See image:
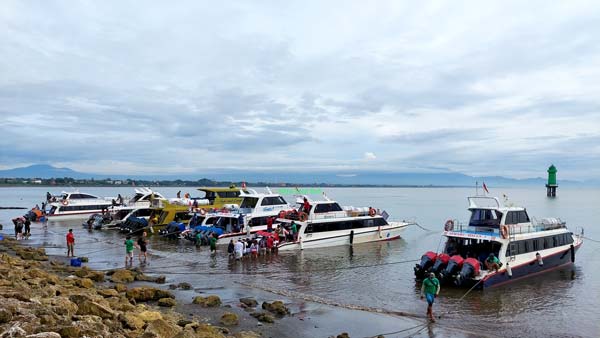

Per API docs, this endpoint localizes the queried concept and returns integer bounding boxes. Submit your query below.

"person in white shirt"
[234,240,244,260]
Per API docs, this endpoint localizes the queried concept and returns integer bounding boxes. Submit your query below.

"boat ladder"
[507,225,517,262]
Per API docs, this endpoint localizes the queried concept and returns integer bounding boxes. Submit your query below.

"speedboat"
[146,185,250,232]
[46,191,114,220]
[275,195,412,250]
[184,188,293,244]
[414,195,584,289]
[44,188,165,221]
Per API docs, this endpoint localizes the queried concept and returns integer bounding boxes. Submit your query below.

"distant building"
[113,180,122,185]
[32,179,42,184]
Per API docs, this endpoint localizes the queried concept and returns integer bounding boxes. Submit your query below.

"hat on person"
[429,272,435,278]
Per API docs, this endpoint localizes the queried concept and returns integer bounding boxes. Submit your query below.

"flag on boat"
[483,182,489,194]
[381,210,389,221]
[241,181,247,189]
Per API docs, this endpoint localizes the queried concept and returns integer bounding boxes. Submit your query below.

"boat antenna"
[475,181,479,196]
[323,191,331,201]
[266,186,273,194]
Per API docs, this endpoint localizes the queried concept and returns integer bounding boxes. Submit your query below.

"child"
[124,236,134,267]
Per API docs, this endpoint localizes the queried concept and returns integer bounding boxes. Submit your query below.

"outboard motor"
[414,251,437,279]
[431,253,451,274]
[439,255,464,282]
[456,258,481,286]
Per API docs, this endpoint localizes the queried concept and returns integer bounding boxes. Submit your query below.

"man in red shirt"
[66,229,75,257]
[267,216,274,232]
[303,197,311,213]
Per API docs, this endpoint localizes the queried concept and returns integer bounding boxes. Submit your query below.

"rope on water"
[362,323,428,338]
[236,281,425,320]
[457,278,484,302]
[140,258,421,275]
[413,222,436,232]
[583,236,600,244]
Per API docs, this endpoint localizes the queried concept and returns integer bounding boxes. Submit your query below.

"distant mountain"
[0,164,92,179]
[0,164,587,187]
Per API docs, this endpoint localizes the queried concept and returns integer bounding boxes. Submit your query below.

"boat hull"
[47,210,109,221]
[277,223,409,251]
[455,243,582,289]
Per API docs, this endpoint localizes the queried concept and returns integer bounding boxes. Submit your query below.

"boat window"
[137,209,152,217]
[49,206,57,215]
[261,196,288,206]
[469,209,501,227]
[173,212,193,222]
[217,191,240,198]
[241,197,259,208]
[518,211,530,223]
[314,203,343,213]
[250,216,268,227]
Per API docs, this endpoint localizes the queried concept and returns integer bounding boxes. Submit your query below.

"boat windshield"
[240,197,259,208]
[313,203,343,213]
[444,237,502,264]
[469,208,502,227]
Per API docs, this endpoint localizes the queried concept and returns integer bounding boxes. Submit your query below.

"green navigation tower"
[546,164,558,197]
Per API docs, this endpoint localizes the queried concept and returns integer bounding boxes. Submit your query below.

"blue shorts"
[426,293,435,305]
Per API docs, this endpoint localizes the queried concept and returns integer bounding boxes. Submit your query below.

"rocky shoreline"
[0,236,321,338]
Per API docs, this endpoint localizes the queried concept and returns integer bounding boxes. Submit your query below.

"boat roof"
[468,196,525,212]
[197,186,245,192]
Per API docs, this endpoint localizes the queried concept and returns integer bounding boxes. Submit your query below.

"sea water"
[0,186,598,338]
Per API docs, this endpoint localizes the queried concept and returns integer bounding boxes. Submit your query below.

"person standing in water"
[421,272,440,322]
[66,229,75,257]
[124,236,135,267]
[136,231,148,264]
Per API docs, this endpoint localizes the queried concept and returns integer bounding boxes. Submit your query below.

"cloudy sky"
[1,1,600,179]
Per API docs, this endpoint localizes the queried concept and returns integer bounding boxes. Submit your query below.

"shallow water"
[0,186,598,338]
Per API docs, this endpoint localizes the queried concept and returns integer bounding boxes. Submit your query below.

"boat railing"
[450,221,500,235]
[452,218,568,236]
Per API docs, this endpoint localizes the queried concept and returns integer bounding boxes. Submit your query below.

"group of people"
[124,231,149,266]
[228,234,279,260]
[63,229,149,267]
[11,216,32,240]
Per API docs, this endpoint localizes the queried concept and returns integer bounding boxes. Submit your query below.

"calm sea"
[0,186,598,338]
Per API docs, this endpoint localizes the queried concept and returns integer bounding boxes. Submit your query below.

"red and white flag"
[241,181,247,189]
[483,182,489,194]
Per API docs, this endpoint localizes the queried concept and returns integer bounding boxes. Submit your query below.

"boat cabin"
[128,188,165,204]
[295,196,346,220]
[196,186,249,207]
[60,191,101,200]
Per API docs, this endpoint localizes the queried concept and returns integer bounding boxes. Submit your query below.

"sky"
[1,1,600,180]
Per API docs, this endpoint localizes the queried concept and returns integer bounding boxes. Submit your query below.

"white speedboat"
[46,191,114,220]
[46,188,165,221]
[276,195,411,251]
[187,188,294,244]
[414,195,584,289]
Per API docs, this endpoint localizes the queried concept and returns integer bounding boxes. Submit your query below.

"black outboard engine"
[431,253,450,275]
[414,251,437,279]
[455,258,481,286]
[439,255,464,282]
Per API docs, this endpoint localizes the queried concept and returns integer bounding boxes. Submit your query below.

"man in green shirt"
[290,221,297,242]
[209,235,217,254]
[485,253,500,271]
[124,236,134,267]
[421,272,440,322]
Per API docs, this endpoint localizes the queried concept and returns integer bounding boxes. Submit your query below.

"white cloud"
[364,152,377,160]
[1,1,600,179]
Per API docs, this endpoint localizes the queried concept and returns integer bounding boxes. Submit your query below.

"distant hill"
[0,164,586,187]
[0,164,90,179]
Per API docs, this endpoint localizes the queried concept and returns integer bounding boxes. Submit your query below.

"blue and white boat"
[414,195,584,288]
